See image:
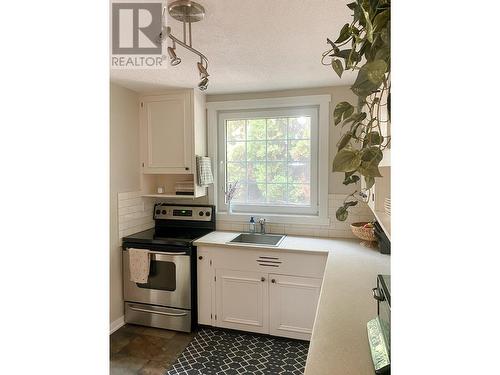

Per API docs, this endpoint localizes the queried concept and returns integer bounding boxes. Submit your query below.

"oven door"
[123,249,191,310]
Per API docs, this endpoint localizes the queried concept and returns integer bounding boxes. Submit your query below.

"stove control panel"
[154,204,213,221]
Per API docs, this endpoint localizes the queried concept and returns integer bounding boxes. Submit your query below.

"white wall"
[110,83,140,324]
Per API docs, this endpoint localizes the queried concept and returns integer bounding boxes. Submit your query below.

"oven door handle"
[129,305,188,317]
[148,251,187,256]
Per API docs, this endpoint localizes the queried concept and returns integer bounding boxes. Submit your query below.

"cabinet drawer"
[124,302,191,332]
[207,246,327,279]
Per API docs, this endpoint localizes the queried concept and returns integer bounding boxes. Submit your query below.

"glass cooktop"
[122,228,211,247]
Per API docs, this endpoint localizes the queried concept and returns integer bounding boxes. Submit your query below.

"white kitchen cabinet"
[197,245,327,340]
[140,89,206,175]
[215,269,269,334]
[269,274,322,340]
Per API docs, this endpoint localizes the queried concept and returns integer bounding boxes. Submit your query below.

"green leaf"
[361,6,374,43]
[343,173,360,185]
[351,60,387,97]
[345,200,359,207]
[332,148,361,172]
[333,49,352,59]
[351,122,363,138]
[343,111,367,126]
[336,206,349,221]
[373,10,389,32]
[361,146,383,162]
[365,176,375,189]
[374,45,390,62]
[346,2,357,10]
[347,49,361,69]
[331,59,344,78]
[359,161,382,177]
[381,22,390,44]
[358,147,383,177]
[366,60,388,84]
[334,102,354,125]
[366,131,383,145]
[337,132,352,150]
[335,23,351,44]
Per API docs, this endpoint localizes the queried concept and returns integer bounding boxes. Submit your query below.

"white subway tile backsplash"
[118,204,145,216]
[213,194,373,239]
[268,223,285,235]
[121,192,374,241]
[118,197,144,209]
[118,191,142,201]
[117,191,154,239]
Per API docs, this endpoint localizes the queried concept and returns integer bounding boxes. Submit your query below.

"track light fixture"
[159,1,210,91]
[168,46,181,66]
[198,77,208,91]
[197,61,208,79]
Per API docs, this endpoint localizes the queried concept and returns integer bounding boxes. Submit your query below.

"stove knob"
[161,210,167,215]
[155,210,161,215]
[205,211,211,216]
[199,211,204,216]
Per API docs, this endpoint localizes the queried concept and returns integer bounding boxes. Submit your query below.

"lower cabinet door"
[215,269,269,334]
[269,274,322,340]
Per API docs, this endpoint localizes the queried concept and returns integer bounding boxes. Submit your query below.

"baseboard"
[110,315,125,335]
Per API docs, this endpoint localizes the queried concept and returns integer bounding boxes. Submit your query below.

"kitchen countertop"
[194,231,391,375]
[194,230,332,254]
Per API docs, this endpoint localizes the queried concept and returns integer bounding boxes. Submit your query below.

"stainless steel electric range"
[121,203,216,332]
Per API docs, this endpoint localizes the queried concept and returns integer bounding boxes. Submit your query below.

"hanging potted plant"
[322,0,391,221]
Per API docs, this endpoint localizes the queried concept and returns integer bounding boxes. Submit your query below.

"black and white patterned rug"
[166,327,310,375]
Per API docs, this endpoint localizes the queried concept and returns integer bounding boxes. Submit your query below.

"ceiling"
[110,0,356,94]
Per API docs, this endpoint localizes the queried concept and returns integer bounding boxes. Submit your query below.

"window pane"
[267,184,287,204]
[267,141,287,161]
[224,113,315,212]
[267,162,287,183]
[288,184,310,205]
[228,182,247,203]
[247,162,266,183]
[248,182,266,203]
[247,141,266,161]
[247,119,266,140]
[227,162,246,183]
[288,117,311,139]
[267,118,287,140]
[288,162,310,183]
[227,120,246,141]
[288,140,310,161]
[227,142,246,161]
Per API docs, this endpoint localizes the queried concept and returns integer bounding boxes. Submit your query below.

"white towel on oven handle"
[128,248,150,283]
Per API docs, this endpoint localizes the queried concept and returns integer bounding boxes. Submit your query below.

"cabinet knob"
[271,279,276,283]
[261,277,266,282]
[198,256,203,260]
[185,167,189,171]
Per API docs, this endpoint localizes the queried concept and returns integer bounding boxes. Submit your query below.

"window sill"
[216,211,329,226]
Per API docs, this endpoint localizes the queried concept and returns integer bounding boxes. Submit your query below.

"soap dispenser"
[249,216,256,233]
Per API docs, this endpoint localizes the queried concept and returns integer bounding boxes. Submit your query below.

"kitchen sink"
[228,233,286,247]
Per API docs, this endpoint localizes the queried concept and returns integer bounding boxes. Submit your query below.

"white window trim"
[218,107,319,215]
[207,95,330,225]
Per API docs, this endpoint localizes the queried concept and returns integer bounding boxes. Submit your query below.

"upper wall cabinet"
[140,89,206,174]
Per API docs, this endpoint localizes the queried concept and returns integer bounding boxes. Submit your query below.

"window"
[218,107,319,215]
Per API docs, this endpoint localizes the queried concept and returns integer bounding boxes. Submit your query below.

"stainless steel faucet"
[258,218,266,234]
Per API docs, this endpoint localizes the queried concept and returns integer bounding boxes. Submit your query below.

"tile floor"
[167,327,309,375]
[110,324,195,375]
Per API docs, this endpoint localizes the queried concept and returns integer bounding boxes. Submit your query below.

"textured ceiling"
[110,0,356,94]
